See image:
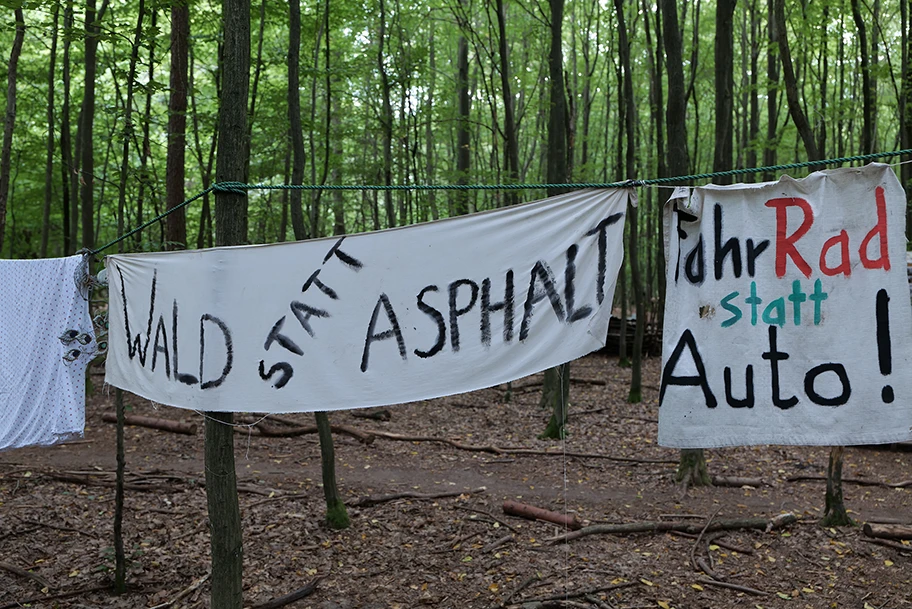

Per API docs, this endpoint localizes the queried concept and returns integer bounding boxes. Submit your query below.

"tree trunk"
[61,0,75,255]
[315,412,349,528]
[851,0,874,155]
[0,8,25,253]
[245,0,266,184]
[378,0,395,228]
[166,0,189,250]
[676,448,712,487]
[208,0,250,606]
[712,0,736,184]
[774,0,820,161]
[454,0,471,216]
[539,0,571,441]
[80,0,105,251]
[288,0,307,240]
[41,4,60,258]
[903,0,912,240]
[495,0,520,207]
[821,446,854,527]
[763,0,779,180]
[614,0,644,403]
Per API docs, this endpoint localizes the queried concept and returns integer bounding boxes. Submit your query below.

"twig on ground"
[148,573,210,609]
[348,486,485,508]
[690,507,722,572]
[786,475,912,488]
[0,561,53,589]
[482,534,513,553]
[250,575,326,609]
[13,516,98,539]
[453,506,520,532]
[547,514,798,544]
[517,581,639,603]
[696,577,767,596]
[859,538,912,552]
[0,584,109,609]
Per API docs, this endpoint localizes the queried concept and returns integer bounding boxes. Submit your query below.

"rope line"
[90,149,912,256]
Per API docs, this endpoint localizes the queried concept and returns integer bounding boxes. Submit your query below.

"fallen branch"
[517,581,638,603]
[362,430,676,463]
[101,413,196,435]
[246,422,374,444]
[787,475,912,488]
[503,500,583,530]
[711,476,763,488]
[351,409,391,421]
[696,577,767,596]
[0,561,53,589]
[667,530,754,555]
[14,517,98,539]
[546,513,798,544]
[859,538,912,552]
[863,523,912,540]
[251,575,326,609]
[349,487,486,508]
[482,534,513,553]
[148,573,210,609]
[45,472,167,493]
[0,584,109,609]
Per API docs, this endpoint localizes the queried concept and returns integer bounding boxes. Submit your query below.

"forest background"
[2,0,912,606]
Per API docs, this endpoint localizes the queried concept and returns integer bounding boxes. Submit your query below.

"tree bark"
[495,0,520,207]
[61,0,75,255]
[315,412,349,529]
[79,0,106,251]
[851,0,874,155]
[774,0,821,161]
[41,4,60,257]
[712,0,736,183]
[821,446,854,527]
[539,0,571,441]
[0,8,25,253]
[166,0,190,250]
[454,0,471,216]
[208,0,250,605]
[288,0,306,241]
[378,0,395,227]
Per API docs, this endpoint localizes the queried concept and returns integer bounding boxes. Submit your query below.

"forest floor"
[0,353,910,609]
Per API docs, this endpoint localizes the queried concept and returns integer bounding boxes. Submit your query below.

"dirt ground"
[0,353,910,609]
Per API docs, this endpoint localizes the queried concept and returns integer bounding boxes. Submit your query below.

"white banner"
[106,189,629,413]
[659,164,912,447]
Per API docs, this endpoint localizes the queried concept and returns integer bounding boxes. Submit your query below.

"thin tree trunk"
[208,0,250,606]
[821,446,854,526]
[539,0,571,441]
[289,0,307,240]
[774,0,821,161]
[41,4,60,258]
[112,1,145,590]
[61,0,74,255]
[244,0,266,184]
[378,0,395,227]
[0,8,25,252]
[80,0,105,251]
[763,0,779,180]
[495,0,520,207]
[454,0,471,216]
[712,0,736,184]
[166,0,190,250]
[851,0,874,155]
[614,0,644,403]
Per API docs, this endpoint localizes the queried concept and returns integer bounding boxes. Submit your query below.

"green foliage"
[0,0,906,258]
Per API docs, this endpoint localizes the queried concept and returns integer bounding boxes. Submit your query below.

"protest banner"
[106,188,629,413]
[659,164,912,447]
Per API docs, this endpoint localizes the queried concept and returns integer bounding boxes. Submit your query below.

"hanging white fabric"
[0,255,95,451]
[106,188,630,413]
[659,164,912,447]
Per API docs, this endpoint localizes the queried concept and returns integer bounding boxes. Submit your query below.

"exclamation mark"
[876,288,894,403]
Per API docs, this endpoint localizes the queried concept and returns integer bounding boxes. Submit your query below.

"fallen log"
[787,475,912,488]
[0,561,53,589]
[349,486,486,508]
[712,476,763,487]
[248,422,374,444]
[863,523,912,540]
[102,413,196,435]
[251,575,326,609]
[546,513,798,544]
[503,500,583,530]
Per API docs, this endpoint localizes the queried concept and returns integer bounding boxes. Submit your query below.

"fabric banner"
[106,189,629,413]
[659,164,912,447]
[0,255,94,451]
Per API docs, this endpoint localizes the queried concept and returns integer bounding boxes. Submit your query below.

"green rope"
[90,148,912,256]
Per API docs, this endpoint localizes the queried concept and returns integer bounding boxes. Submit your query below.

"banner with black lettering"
[659,163,912,447]
[105,189,629,413]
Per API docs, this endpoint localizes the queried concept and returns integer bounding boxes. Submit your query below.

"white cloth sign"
[106,189,629,413]
[659,164,912,447]
[0,255,94,451]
